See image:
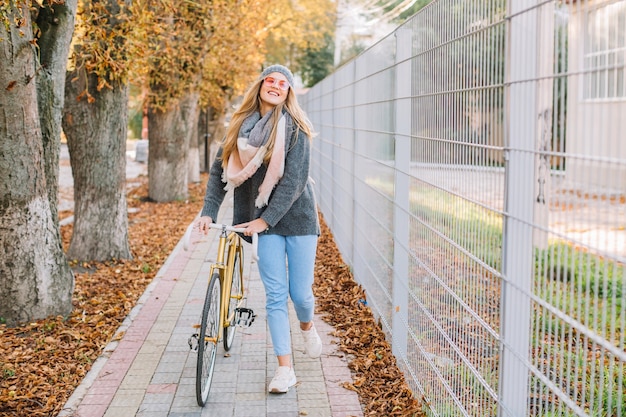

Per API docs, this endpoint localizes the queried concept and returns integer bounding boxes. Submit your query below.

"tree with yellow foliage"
[139,0,336,201]
[264,0,336,76]
[128,0,272,201]
[195,0,337,174]
[193,0,272,178]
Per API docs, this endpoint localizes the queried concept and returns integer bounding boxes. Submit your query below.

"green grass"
[535,243,623,340]
[535,243,623,301]
[532,244,624,417]
[530,342,625,417]
[408,186,503,270]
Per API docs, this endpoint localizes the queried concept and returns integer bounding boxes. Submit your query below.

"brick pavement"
[58,191,364,417]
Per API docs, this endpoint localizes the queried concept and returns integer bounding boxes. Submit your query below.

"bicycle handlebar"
[182,218,259,261]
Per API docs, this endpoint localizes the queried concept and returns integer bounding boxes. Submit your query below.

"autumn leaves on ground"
[0,175,422,417]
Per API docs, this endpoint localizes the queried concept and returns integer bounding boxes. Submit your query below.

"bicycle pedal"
[234,308,256,328]
[188,333,199,351]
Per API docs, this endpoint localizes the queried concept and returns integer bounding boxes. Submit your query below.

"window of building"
[583,1,626,100]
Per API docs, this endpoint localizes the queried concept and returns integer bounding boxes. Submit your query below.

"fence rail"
[301,0,626,416]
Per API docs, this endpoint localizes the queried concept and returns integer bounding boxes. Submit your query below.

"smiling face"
[259,72,290,115]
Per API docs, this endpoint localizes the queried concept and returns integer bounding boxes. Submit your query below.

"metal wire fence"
[300,0,626,416]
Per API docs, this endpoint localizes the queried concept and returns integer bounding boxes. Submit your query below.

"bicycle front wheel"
[223,247,242,351]
[196,272,221,407]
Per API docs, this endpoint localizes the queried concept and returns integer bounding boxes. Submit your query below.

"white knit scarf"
[222,110,286,208]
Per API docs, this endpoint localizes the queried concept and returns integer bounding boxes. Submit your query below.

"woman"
[198,64,322,393]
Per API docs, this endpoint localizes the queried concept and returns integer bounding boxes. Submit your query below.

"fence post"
[533,4,555,250]
[499,1,538,415]
[392,28,412,359]
[351,61,358,267]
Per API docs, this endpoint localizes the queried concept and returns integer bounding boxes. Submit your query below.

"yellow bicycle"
[184,221,258,406]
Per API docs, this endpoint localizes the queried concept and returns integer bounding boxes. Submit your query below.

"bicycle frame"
[208,227,244,338]
[189,223,258,345]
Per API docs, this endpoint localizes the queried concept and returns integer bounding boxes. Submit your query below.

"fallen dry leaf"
[314,216,425,416]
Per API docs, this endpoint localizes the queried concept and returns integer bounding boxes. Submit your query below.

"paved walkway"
[57,144,364,417]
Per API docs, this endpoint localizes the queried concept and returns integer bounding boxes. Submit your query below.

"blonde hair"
[221,79,314,168]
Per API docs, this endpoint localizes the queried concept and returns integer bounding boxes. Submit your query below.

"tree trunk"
[198,106,227,171]
[61,0,131,262]
[36,1,78,224]
[148,91,198,201]
[0,2,75,327]
[208,108,227,168]
[198,109,210,172]
[62,69,132,261]
[188,93,201,184]
[188,141,200,183]
[187,112,200,184]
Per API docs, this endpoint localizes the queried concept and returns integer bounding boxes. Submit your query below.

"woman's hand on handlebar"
[235,218,269,237]
[197,216,213,234]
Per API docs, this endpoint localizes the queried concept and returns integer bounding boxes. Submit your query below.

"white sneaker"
[301,322,322,358]
[268,366,297,393]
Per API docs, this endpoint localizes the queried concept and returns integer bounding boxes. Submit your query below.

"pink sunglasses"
[263,76,290,91]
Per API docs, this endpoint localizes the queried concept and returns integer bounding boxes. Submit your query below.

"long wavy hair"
[220,78,314,169]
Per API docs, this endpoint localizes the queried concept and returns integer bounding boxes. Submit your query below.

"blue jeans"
[257,234,318,357]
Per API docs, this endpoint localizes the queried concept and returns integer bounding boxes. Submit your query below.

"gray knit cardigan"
[201,119,320,239]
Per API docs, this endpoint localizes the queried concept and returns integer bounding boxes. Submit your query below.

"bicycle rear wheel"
[196,272,221,407]
[223,247,242,351]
